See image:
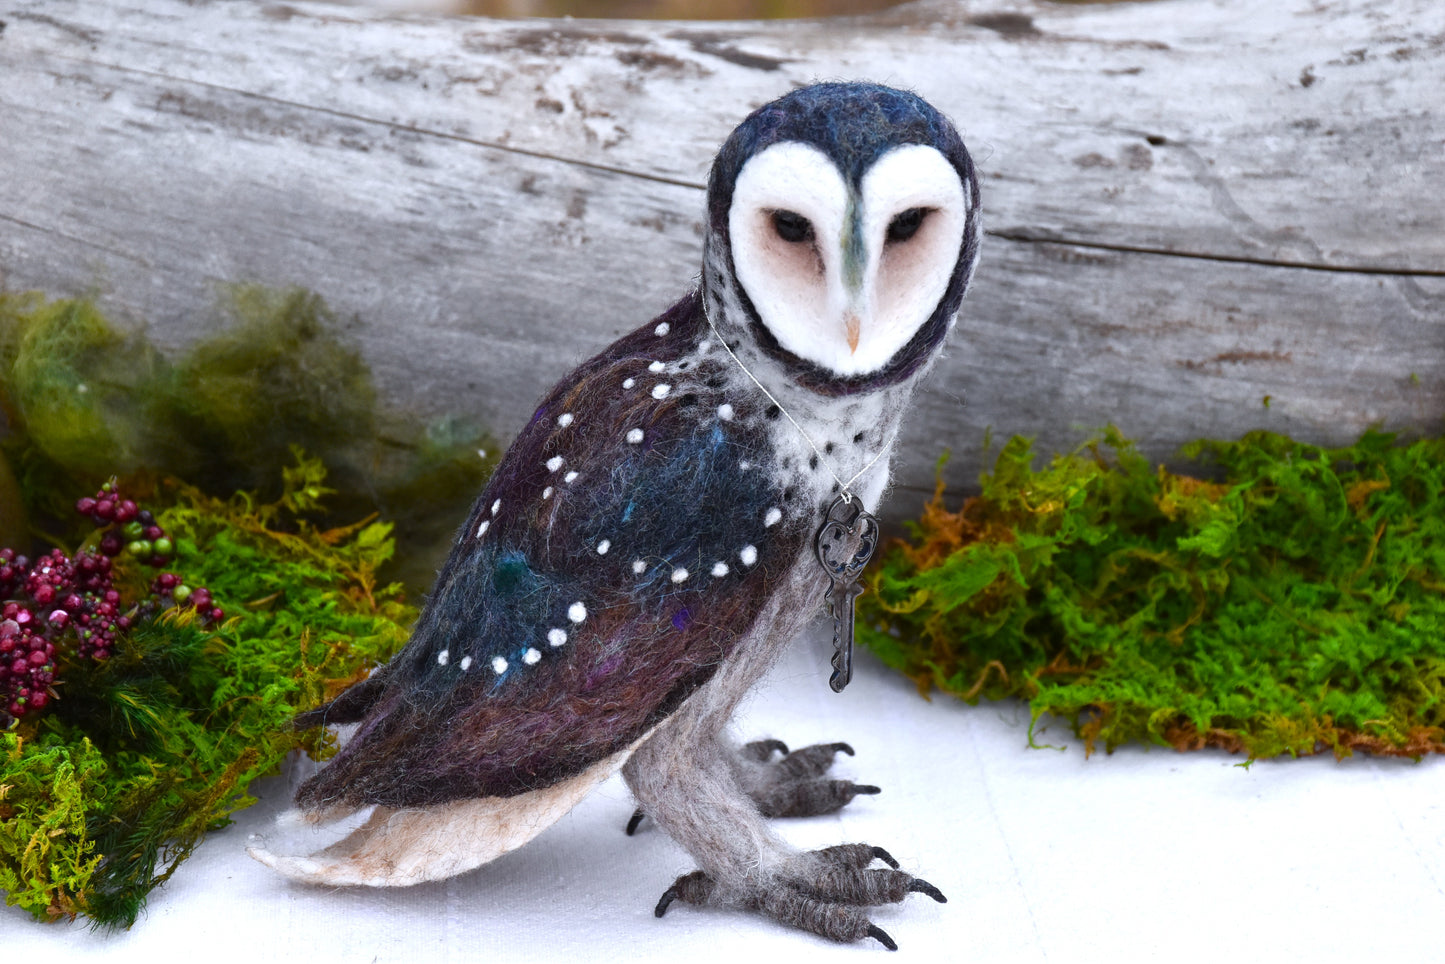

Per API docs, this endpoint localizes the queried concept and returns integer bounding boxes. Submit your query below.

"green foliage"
[860,427,1445,759]
[0,455,416,928]
[0,735,107,920]
[0,289,495,589]
[165,286,377,495]
[0,287,496,927]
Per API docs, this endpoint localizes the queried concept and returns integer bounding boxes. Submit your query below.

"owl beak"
[844,313,861,354]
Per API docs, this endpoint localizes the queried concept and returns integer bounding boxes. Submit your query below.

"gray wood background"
[2,0,1442,518]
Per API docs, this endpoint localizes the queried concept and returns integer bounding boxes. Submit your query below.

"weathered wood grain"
[1,0,1441,515]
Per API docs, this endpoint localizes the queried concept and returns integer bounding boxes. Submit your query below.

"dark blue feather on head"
[710,83,966,200]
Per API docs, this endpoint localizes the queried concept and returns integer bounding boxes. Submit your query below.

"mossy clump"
[0,455,415,928]
[0,289,496,589]
[860,427,1445,759]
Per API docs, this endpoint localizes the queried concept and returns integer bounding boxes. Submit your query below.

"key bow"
[816,496,879,579]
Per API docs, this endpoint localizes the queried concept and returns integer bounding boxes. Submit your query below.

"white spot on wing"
[655,322,670,336]
[542,486,554,499]
[632,560,646,574]
[557,413,574,427]
[597,539,611,554]
[623,377,636,389]
[548,628,568,647]
[652,384,671,399]
[460,656,473,671]
[712,562,729,577]
[564,471,579,483]
[626,429,644,444]
[699,340,712,352]
[491,500,501,516]
[437,649,450,666]
[765,507,782,527]
[523,648,542,665]
[477,520,490,537]
[718,403,734,421]
[671,567,689,583]
[740,545,758,566]
[491,656,508,674]
[546,456,564,472]
[648,361,666,373]
[568,602,587,623]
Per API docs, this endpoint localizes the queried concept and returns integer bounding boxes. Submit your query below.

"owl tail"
[248,746,632,886]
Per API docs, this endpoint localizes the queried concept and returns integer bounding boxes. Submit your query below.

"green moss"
[1,455,415,928]
[0,287,506,927]
[160,286,379,495]
[0,295,161,480]
[0,289,496,589]
[860,427,1445,759]
[0,734,108,920]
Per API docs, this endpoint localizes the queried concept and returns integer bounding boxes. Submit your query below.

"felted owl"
[251,82,981,949]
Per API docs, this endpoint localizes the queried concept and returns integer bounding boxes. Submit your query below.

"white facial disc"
[729,141,966,377]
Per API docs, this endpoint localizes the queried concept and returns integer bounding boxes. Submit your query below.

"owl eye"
[886,207,930,244]
[770,209,815,244]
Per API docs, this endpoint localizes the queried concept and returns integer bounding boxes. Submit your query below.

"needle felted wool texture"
[290,292,812,810]
[705,83,979,395]
[257,82,979,949]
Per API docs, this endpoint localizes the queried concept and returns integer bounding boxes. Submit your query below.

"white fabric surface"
[5,622,1444,962]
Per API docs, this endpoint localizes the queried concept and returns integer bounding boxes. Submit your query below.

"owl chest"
[754,390,899,515]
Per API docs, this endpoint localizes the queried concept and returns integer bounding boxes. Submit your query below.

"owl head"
[704,83,981,395]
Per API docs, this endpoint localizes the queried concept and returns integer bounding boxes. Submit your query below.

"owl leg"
[623,621,942,947]
[628,726,946,950]
[625,739,880,833]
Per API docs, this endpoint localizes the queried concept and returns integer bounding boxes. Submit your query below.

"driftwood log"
[2,0,1442,514]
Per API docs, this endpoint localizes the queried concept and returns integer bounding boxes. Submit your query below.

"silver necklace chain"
[702,305,893,504]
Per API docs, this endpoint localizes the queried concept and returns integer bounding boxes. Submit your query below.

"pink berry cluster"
[0,482,224,725]
[0,575,57,718]
[149,572,221,624]
[74,484,175,566]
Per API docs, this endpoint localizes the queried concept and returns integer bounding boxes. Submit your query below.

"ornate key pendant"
[813,494,880,693]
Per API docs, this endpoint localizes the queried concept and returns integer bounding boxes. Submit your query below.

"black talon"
[867,924,898,951]
[831,742,856,756]
[626,809,646,836]
[743,738,790,762]
[909,879,947,903]
[871,846,900,869]
[655,869,713,915]
[854,784,881,796]
[655,886,679,917]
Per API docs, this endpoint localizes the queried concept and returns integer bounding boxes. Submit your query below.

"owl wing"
[292,293,810,813]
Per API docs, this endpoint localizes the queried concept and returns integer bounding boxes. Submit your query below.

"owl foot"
[625,739,880,834]
[738,739,881,818]
[653,843,945,949]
